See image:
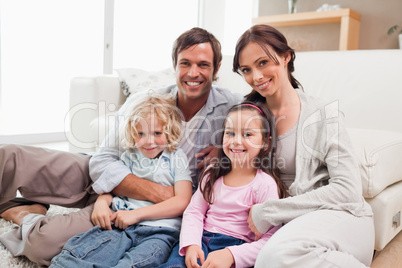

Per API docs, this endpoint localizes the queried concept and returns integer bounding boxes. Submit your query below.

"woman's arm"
[251,104,371,233]
[111,180,192,229]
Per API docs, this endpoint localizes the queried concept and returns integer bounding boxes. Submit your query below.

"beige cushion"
[348,128,402,198]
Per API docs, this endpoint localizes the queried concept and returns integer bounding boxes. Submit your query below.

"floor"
[371,231,402,267]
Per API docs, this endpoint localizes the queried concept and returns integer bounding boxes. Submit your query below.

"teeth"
[187,82,200,86]
[231,149,245,153]
[257,80,271,89]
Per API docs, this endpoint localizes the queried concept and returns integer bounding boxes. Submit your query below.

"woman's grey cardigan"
[252,89,373,233]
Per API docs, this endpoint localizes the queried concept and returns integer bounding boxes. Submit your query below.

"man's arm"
[112,174,174,204]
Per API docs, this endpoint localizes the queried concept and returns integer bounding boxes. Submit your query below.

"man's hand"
[248,205,263,240]
[112,174,174,203]
[196,145,219,170]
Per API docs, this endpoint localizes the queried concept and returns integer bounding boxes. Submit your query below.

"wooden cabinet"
[252,8,361,50]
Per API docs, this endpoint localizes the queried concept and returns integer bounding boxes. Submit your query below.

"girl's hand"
[185,245,205,268]
[248,205,263,240]
[91,196,112,230]
[202,248,234,268]
[110,210,141,230]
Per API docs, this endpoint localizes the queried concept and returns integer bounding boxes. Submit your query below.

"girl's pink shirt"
[179,169,281,268]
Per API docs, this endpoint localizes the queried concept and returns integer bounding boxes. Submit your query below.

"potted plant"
[388,25,402,49]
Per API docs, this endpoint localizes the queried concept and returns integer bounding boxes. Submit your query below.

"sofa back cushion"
[293,49,402,133]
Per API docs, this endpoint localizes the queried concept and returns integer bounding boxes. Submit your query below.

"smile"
[257,79,272,90]
[230,148,246,153]
[186,81,202,87]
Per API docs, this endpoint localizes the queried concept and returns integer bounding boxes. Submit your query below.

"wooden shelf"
[252,8,361,50]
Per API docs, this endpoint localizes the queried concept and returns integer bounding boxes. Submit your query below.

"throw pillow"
[115,68,176,98]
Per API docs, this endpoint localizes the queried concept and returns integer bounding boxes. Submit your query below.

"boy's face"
[134,117,167,159]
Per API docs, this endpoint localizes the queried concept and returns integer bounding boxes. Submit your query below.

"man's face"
[175,43,218,102]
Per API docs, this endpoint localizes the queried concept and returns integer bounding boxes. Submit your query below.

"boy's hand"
[91,198,112,230]
[185,245,205,268]
[111,210,141,230]
[202,248,234,268]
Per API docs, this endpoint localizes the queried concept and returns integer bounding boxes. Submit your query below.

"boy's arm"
[111,180,192,229]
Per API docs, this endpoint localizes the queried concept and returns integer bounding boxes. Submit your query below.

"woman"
[233,24,374,267]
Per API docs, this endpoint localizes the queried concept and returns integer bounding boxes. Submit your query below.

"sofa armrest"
[67,75,125,153]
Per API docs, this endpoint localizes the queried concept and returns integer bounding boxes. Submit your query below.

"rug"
[0,206,79,267]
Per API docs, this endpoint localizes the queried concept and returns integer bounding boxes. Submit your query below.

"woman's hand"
[248,205,263,240]
[185,245,205,268]
[201,248,234,268]
[91,194,113,230]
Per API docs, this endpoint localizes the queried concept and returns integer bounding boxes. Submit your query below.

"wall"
[257,0,401,51]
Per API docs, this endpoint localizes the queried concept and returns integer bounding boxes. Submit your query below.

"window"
[0,0,199,142]
[113,0,199,71]
[0,0,104,137]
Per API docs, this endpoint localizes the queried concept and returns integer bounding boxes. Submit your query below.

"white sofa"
[68,49,402,254]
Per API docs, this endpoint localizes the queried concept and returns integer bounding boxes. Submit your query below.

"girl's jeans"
[50,225,179,268]
[159,231,246,268]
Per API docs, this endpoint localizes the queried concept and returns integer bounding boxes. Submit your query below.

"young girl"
[159,102,287,268]
[50,93,193,268]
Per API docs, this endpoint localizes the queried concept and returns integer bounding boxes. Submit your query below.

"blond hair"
[120,91,182,152]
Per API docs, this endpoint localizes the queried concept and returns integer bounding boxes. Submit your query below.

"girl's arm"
[111,180,192,229]
[91,193,114,230]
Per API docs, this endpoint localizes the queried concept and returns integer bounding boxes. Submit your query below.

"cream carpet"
[0,206,79,268]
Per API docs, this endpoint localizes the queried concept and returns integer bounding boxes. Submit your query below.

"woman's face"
[238,42,289,99]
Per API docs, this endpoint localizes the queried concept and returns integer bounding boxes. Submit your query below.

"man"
[0,27,242,265]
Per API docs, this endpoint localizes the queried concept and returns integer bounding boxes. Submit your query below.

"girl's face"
[238,42,289,99]
[134,116,167,159]
[223,109,267,169]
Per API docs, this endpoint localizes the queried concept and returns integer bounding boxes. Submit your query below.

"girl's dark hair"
[199,101,288,204]
[233,24,302,103]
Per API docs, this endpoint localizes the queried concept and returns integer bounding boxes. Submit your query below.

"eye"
[137,132,145,137]
[243,132,252,138]
[154,131,163,136]
[240,68,250,74]
[179,61,190,67]
[225,131,235,136]
[199,62,211,68]
[258,60,268,67]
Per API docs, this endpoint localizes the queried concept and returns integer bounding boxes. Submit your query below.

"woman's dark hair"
[172,27,222,81]
[199,101,288,204]
[233,24,302,103]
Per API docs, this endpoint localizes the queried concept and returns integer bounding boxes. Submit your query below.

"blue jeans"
[50,225,179,268]
[159,231,246,268]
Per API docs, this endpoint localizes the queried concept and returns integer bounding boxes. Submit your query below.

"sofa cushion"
[115,68,176,98]
[347,128,402,198]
